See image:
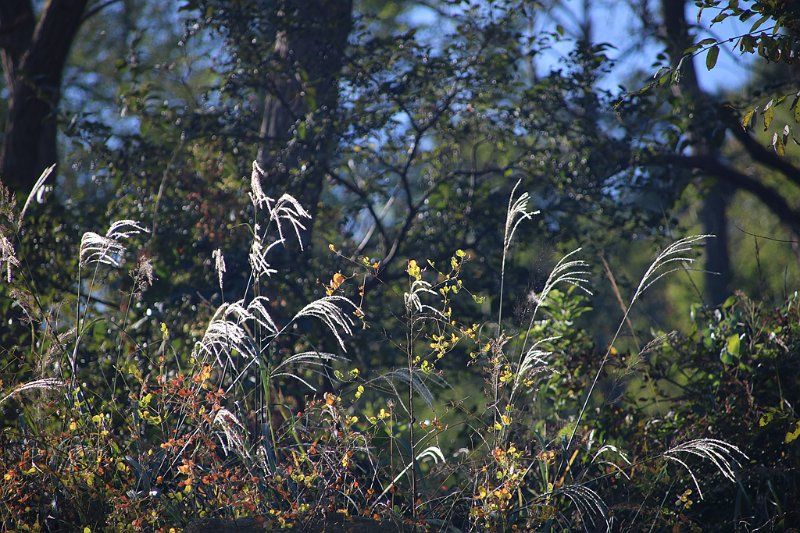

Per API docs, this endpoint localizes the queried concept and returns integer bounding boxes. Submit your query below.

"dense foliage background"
[1,0,799,530]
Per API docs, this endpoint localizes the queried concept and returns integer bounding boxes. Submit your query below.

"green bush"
[3,167,794,531]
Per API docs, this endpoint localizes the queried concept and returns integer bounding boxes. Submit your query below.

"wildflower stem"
[407,304,417,520]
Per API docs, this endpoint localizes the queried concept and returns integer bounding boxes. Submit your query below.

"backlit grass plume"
[79,220,148,267]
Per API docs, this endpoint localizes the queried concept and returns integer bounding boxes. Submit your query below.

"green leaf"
[740,34,756,53]
[722,295,737,309]
[711,13,727,24]
[793,99,800,123]
[739,10,755,23]
[706,46,720,70]
[741,108,755,129]
[750,14,770,33]
[726,334,741,358]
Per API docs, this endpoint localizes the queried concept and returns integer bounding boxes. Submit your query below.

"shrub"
[0,163,755,531]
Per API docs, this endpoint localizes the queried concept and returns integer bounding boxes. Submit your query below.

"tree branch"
[647,153,800,232]
[719,106,800,189]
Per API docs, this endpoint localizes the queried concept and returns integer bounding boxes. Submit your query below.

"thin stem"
[407,305,417,520]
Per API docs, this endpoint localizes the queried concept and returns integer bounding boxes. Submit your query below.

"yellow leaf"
[786,421,800,444]
[741,108,755,129]
[327,272,345,295]
[407,259,421,280]
[764,105,775,130]
[775,134,786,157]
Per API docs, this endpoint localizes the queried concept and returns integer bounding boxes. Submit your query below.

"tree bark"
[661,0,732,306]
[257,0,352,249]
[0,0,88,194]
[700,182,732,306]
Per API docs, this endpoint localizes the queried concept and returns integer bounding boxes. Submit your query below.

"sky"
[403,0,755,96]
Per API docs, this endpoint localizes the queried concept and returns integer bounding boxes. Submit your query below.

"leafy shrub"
[0,164,764,531]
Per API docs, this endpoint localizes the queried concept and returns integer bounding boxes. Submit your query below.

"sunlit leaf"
[726,334,741,358]
[741,108,755,129]
[764,105,775,130]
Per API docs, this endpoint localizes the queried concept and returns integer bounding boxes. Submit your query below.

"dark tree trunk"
[0,0,88,194]
[701,182,732,306]
[251,1,352,401]
[257,0,352,249]
[661,0,732,306]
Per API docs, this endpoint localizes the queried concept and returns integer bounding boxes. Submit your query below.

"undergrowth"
[0,162,762,531]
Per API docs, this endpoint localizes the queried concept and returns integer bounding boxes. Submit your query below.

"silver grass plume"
[249,161,269,208]
[566,236,710,452]
[503,180,538,258]
[131,255,154,299]
[514,249,591,405]
[557,484,610,531]
[509,337,559,401]
[195,304,257,368]
[79,220,148,267]
[376,445,446,502]
[590,444,632,479]
[1,233,20,283]
[238,296,280,335]
[249,160,311,249]
[498,180,540,327]
[196,297,280,368]
[213,408,251,459]
[18,164,55,228]
[248,229,281,280]
[271,351,345,391]
[266,193,311,249]
[374,367,446,409]
[212,248,226,291]
[404,279,438,313]
[291,295,359,351]
[529,248,593,307]
[0,378,65,405]
[631,235,711,305]
[664,438,747,499]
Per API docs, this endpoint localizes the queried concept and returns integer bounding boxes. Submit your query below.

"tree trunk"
[661,0,732,306]
[700,182,732,306]
[0,0,88,194]
[257,0,352,249]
